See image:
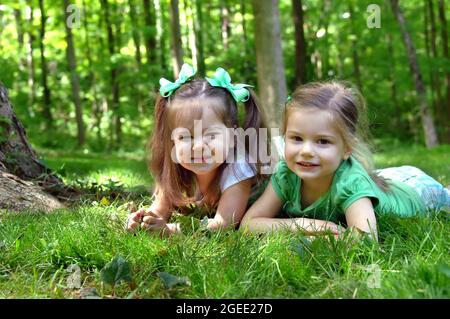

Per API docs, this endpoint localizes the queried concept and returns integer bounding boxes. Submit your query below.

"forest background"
[0,0,450,299]
[1,0,449,153]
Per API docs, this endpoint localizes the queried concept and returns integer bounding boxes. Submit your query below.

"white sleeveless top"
[219,162,256,192]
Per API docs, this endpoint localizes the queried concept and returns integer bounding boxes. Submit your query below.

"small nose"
[300,141,314,156]
[192,136,204,151]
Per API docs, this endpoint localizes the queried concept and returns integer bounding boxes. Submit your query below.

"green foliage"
[157,272,191,289]
[0,143,449,298]
[100,256,133,288]
[0,206,448,298]
[0,0,447,150]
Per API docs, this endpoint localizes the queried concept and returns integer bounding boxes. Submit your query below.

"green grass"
[0,142,449,298]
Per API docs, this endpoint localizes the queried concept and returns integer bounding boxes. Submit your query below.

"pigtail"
[148,96,193,210]
[148,96,167,184]
[242,89,270,180]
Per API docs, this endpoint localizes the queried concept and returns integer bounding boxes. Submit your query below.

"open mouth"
[297,161,319,168]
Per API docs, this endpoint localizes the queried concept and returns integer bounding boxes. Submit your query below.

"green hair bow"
[206,68,252,103]
[159,63,196,97]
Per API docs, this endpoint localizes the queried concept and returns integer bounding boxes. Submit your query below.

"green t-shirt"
[271,157,426,223]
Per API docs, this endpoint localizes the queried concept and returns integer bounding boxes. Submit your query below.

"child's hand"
[126,208,165,232]
[205,218,223,231]
[126,209,146,232]
[321,221,346,236]
[141,211,168,231]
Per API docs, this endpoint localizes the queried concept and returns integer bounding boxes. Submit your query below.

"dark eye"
[291,136,302,142]
[318,139,330,145]
[208,134,216,140]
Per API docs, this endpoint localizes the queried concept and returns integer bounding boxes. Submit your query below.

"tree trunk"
[292,0,308,85]
[427,0,443,123]
[251,0,287,130]
[14,9,25,49]
[349,3,363,92]
[220,0,231,49]
[38,0,53,129]
[14,8,26,71]
[64,0,85,147]
[386,33,400,128]
[0,172,64,213]
[390,0,439,148]
[26,1,36,107]
[157,0,168,71]
[169,0,184,78]
[438,0,450,142]
[0,83,67,212]
[82,0,102,143]
[101,0,121,150]
[240,0,248,44]
[128,0,143,68]
[0,11,4,50]
[143,0,157,65]
[193,0,205,76]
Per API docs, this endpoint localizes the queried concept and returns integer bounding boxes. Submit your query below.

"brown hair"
[149,78,268,210]
[283,81,390,191]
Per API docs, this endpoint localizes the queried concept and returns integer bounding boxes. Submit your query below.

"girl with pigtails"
[127,64,269,236]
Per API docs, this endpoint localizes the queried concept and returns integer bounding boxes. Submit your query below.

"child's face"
[172,107,231,176]
[284,108,351,186]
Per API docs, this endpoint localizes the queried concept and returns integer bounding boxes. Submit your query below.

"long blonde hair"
[284,81,390,191]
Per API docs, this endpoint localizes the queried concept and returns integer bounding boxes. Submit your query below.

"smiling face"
[284,107,352,188]
[171,105,231,176]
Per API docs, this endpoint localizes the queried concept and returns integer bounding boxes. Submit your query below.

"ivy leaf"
[437,263,450,278]
[293,236,312,258]
[100,256,133,287]
[157,272,191,289]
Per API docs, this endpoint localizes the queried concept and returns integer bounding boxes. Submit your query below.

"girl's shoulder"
[270,160,298,189]
[220,161,257,192]
[332,157,377,194]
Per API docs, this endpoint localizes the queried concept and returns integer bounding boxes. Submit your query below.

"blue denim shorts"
[375,166,450,213]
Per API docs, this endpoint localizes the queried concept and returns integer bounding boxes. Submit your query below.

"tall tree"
[143,0,157,66]
[220,0,231,49]
[82,0,103,142]
[169,0,183,78]
[101,0,122,149]
[292,0,308,85]
[38,0,53,128]
[13,8,26,70]
[438,0,450,141]
[157,0,168,71]
[26,0,36,107]
[128,0,143,68]
[390,0,438,147]
[240,0,248,45]
[251,0,287,129]
[426,0,442,120]
[64,0,85,147]
[386,33,400,128]
[193,0,205,75]
[348,3,363,92]
[0,82,67,212]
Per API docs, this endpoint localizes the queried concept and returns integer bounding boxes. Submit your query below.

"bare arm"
[240,183,342,235]
[207,178,253,230]
[344,197,378,241]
